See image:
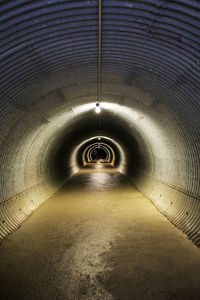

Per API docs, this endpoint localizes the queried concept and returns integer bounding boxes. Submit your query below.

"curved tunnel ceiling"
[0,1,200,246]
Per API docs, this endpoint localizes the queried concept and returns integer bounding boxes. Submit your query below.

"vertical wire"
[98,0,102,102]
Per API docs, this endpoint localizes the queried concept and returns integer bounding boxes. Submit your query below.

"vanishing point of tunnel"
[0,1,200,300]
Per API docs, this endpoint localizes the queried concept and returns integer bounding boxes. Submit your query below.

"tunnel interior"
[0,0,200,250]
[89,147,109,161]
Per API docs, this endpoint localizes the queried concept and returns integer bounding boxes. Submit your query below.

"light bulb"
[95,102,101,114]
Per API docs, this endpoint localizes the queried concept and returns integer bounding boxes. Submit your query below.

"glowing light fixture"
[95,102,101,114]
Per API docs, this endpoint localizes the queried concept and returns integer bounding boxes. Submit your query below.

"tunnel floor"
[0,168,200,300]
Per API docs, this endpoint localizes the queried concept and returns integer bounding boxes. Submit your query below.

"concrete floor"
[0,168,200,300]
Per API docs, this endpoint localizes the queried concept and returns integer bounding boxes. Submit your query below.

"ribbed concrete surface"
[0,169,200,300]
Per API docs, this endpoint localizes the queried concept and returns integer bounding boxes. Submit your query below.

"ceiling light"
[95,102,101,114]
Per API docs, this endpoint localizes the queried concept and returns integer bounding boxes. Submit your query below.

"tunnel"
[0,1,200,299]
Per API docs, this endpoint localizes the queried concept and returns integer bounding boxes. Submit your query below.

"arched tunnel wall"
[84,142,114,164]
[77,139,118,165]
[0,1,199,246]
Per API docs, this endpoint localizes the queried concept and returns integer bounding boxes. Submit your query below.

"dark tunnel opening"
[90,148,108,161]
[76,135,122,168]
[52,112,145,186]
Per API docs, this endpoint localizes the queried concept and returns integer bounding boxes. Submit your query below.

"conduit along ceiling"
[0,0,199,247]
